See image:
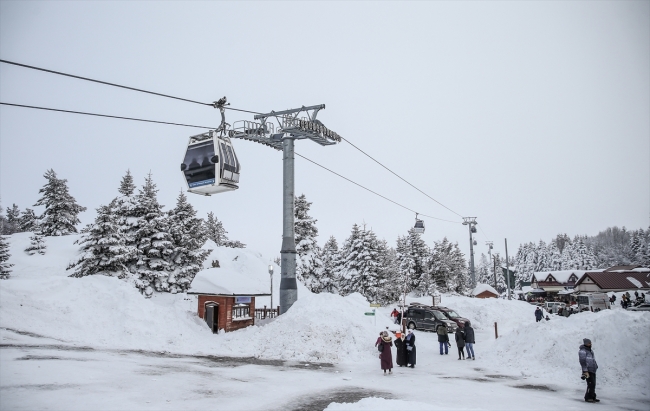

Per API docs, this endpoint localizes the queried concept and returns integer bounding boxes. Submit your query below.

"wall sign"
[235,296,251,304]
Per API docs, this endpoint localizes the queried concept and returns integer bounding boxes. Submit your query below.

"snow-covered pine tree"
[547,240,563,271]
[491,252,507,294]
[19,208,38,232]
[319,236,340,293]
[477,253,491,285]
[560,240,576,270]
[337,223,362,296]
[294,194,321,287]
[67,203,135,277]
[132,173,174,297]
[204,212,228,246]
[376,239,399,304]
[536,240,549,272]
[24,232,46,255]
[343,226,383,302]
[395,234,416,298]
[403,228,429,295]
[0,234,13,279]
[113,170,139,270]
[429,237,466,293]
[33,169,87,236]
[223,240,246,248]
[5,204,21,234]
[167,192,212,293]
[630,230,644,265]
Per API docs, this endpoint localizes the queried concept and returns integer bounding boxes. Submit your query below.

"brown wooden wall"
[196,295,255,332]
[475,291,498,299]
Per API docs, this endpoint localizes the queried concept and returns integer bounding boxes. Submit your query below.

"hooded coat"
[376,335,393,370]
[463,322,475,344]
[535,308,543,320]
[455,328,466,348]
[405,332,417,365]
[436,325,449,343]
[394,336,407,366]
[579,345,598,373]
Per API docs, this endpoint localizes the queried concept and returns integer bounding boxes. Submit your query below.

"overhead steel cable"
[339,136,464,218]
[0,102,216,129]
[294,152,461,224]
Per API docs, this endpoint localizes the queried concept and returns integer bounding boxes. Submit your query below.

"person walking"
[579,338,599,403]
[394,331,407,367]
[436,324,449,355]
[405,329,416,368]
[375,331,394,375]
[390,308,400,324]
[464,321,475,360]
[455,326,466,360]
[535,307,543,322]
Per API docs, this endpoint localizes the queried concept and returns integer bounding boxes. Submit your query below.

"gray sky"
[1,1,648,262]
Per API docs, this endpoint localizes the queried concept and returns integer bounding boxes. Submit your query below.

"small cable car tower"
[228,104,341,314]
[463,217,478,286]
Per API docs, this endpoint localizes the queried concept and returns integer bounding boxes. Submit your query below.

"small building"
[574,267,650,293]
[473,283,499,299]
[188,266,271,333]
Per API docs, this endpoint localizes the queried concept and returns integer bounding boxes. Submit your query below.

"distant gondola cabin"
[188,266,271,333]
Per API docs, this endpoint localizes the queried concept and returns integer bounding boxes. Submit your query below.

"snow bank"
[325,398,446,411]
[490,308,650,389]
[0,233,391,364]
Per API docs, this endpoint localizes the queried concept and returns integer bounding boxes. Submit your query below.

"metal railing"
[254,306,280,320]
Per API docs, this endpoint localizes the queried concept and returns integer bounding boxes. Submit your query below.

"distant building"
[530,270,585,293]
[574,266,650,293]
[473,283,499,299]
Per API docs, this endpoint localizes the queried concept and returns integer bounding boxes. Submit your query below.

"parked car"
[544,302,566,314]
[627,303,650,312]
[435,306,470,329]
[403,304,458,333]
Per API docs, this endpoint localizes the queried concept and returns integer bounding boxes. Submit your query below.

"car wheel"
[408,322,416,330]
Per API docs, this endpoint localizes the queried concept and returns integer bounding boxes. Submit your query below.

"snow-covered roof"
[473,283,498,296]
[533,270,585,283]
[188,241,272,296]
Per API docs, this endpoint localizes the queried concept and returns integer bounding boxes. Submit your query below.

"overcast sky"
[1,1,648,263]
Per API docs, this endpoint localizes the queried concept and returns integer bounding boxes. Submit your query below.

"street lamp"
[268,264,274,311]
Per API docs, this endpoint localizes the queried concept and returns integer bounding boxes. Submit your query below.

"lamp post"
[268,264,274,310]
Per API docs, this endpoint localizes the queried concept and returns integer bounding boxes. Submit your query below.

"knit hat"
[583,338,592,345]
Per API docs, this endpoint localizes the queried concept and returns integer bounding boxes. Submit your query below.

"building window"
[232,304,250,319]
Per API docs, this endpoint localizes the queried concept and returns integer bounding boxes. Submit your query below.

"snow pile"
[490,309,650,388]
[325,398,449,411]
[219,292,394,362]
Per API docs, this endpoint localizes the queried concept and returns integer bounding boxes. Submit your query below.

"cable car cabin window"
[232,304,250,319]
[226,145,238,171]
[183,141,216,188]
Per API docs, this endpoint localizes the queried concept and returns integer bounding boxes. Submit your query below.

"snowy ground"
[1,233,649,410]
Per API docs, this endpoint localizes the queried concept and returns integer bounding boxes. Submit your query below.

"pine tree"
[118,170,136,196]
[167,192,212,293]
[547,240,563,271]
[19,208,38,232]
[375,238,398,304]
[319,236,340,293]
[477,253,491,285]
[0,235,13,279]
[5,204,21,234]
[205,212,228,246]
[25,232,46,255]
[294,194,320,287]
[337,223,362,296]
[340,225,383,302]
[223,239,246,248]
[67,203,135,277]
[113,170,140,268]
[132,173,174,297]
[492,253,507,294]
[395,234,416,298]
[34,169,86,236]
[429,237,467,294]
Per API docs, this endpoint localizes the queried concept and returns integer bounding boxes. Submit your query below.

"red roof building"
[575,269,650,292]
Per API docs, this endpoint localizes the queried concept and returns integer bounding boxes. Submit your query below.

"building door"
[205,302,219,333]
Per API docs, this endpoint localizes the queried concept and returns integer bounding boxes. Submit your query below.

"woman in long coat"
[393,331,407,367]
[375,331,393,374]
[455,327,466,360]
[405,329,416,368]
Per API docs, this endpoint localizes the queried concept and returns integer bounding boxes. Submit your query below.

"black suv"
[403,304,458,333]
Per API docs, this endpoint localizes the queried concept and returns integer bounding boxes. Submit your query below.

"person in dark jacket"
[375,331,393,374]
[405,329,416,367]
[436,324,449,355]
[394,331,407,367]
[535,307,543,322]
[455,327,466,360]
[463,321,475,360]
[579,338,599,402]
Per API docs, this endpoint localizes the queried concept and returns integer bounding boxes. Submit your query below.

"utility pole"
[229,104,340,314]
[486,241,496,290]
[505,238,511,300]
[463,217,478,286]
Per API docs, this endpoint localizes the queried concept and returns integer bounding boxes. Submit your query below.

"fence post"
[277,305,280,317]
[494,322,498,339]
[264,305,267,319]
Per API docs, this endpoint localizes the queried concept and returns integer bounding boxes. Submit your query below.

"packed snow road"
[2,328,647,411]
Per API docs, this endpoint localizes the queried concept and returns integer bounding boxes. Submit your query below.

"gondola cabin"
[181,130,240,196]
[414,219,425,234]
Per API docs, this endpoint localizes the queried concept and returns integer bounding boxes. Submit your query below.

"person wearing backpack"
[436,324,449,355]
[375,331,393,374]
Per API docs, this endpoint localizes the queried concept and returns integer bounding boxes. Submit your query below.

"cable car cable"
[1,99,462,224]
[339,136,464,219]
[0,102,216,129]
[294,152,461,224]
